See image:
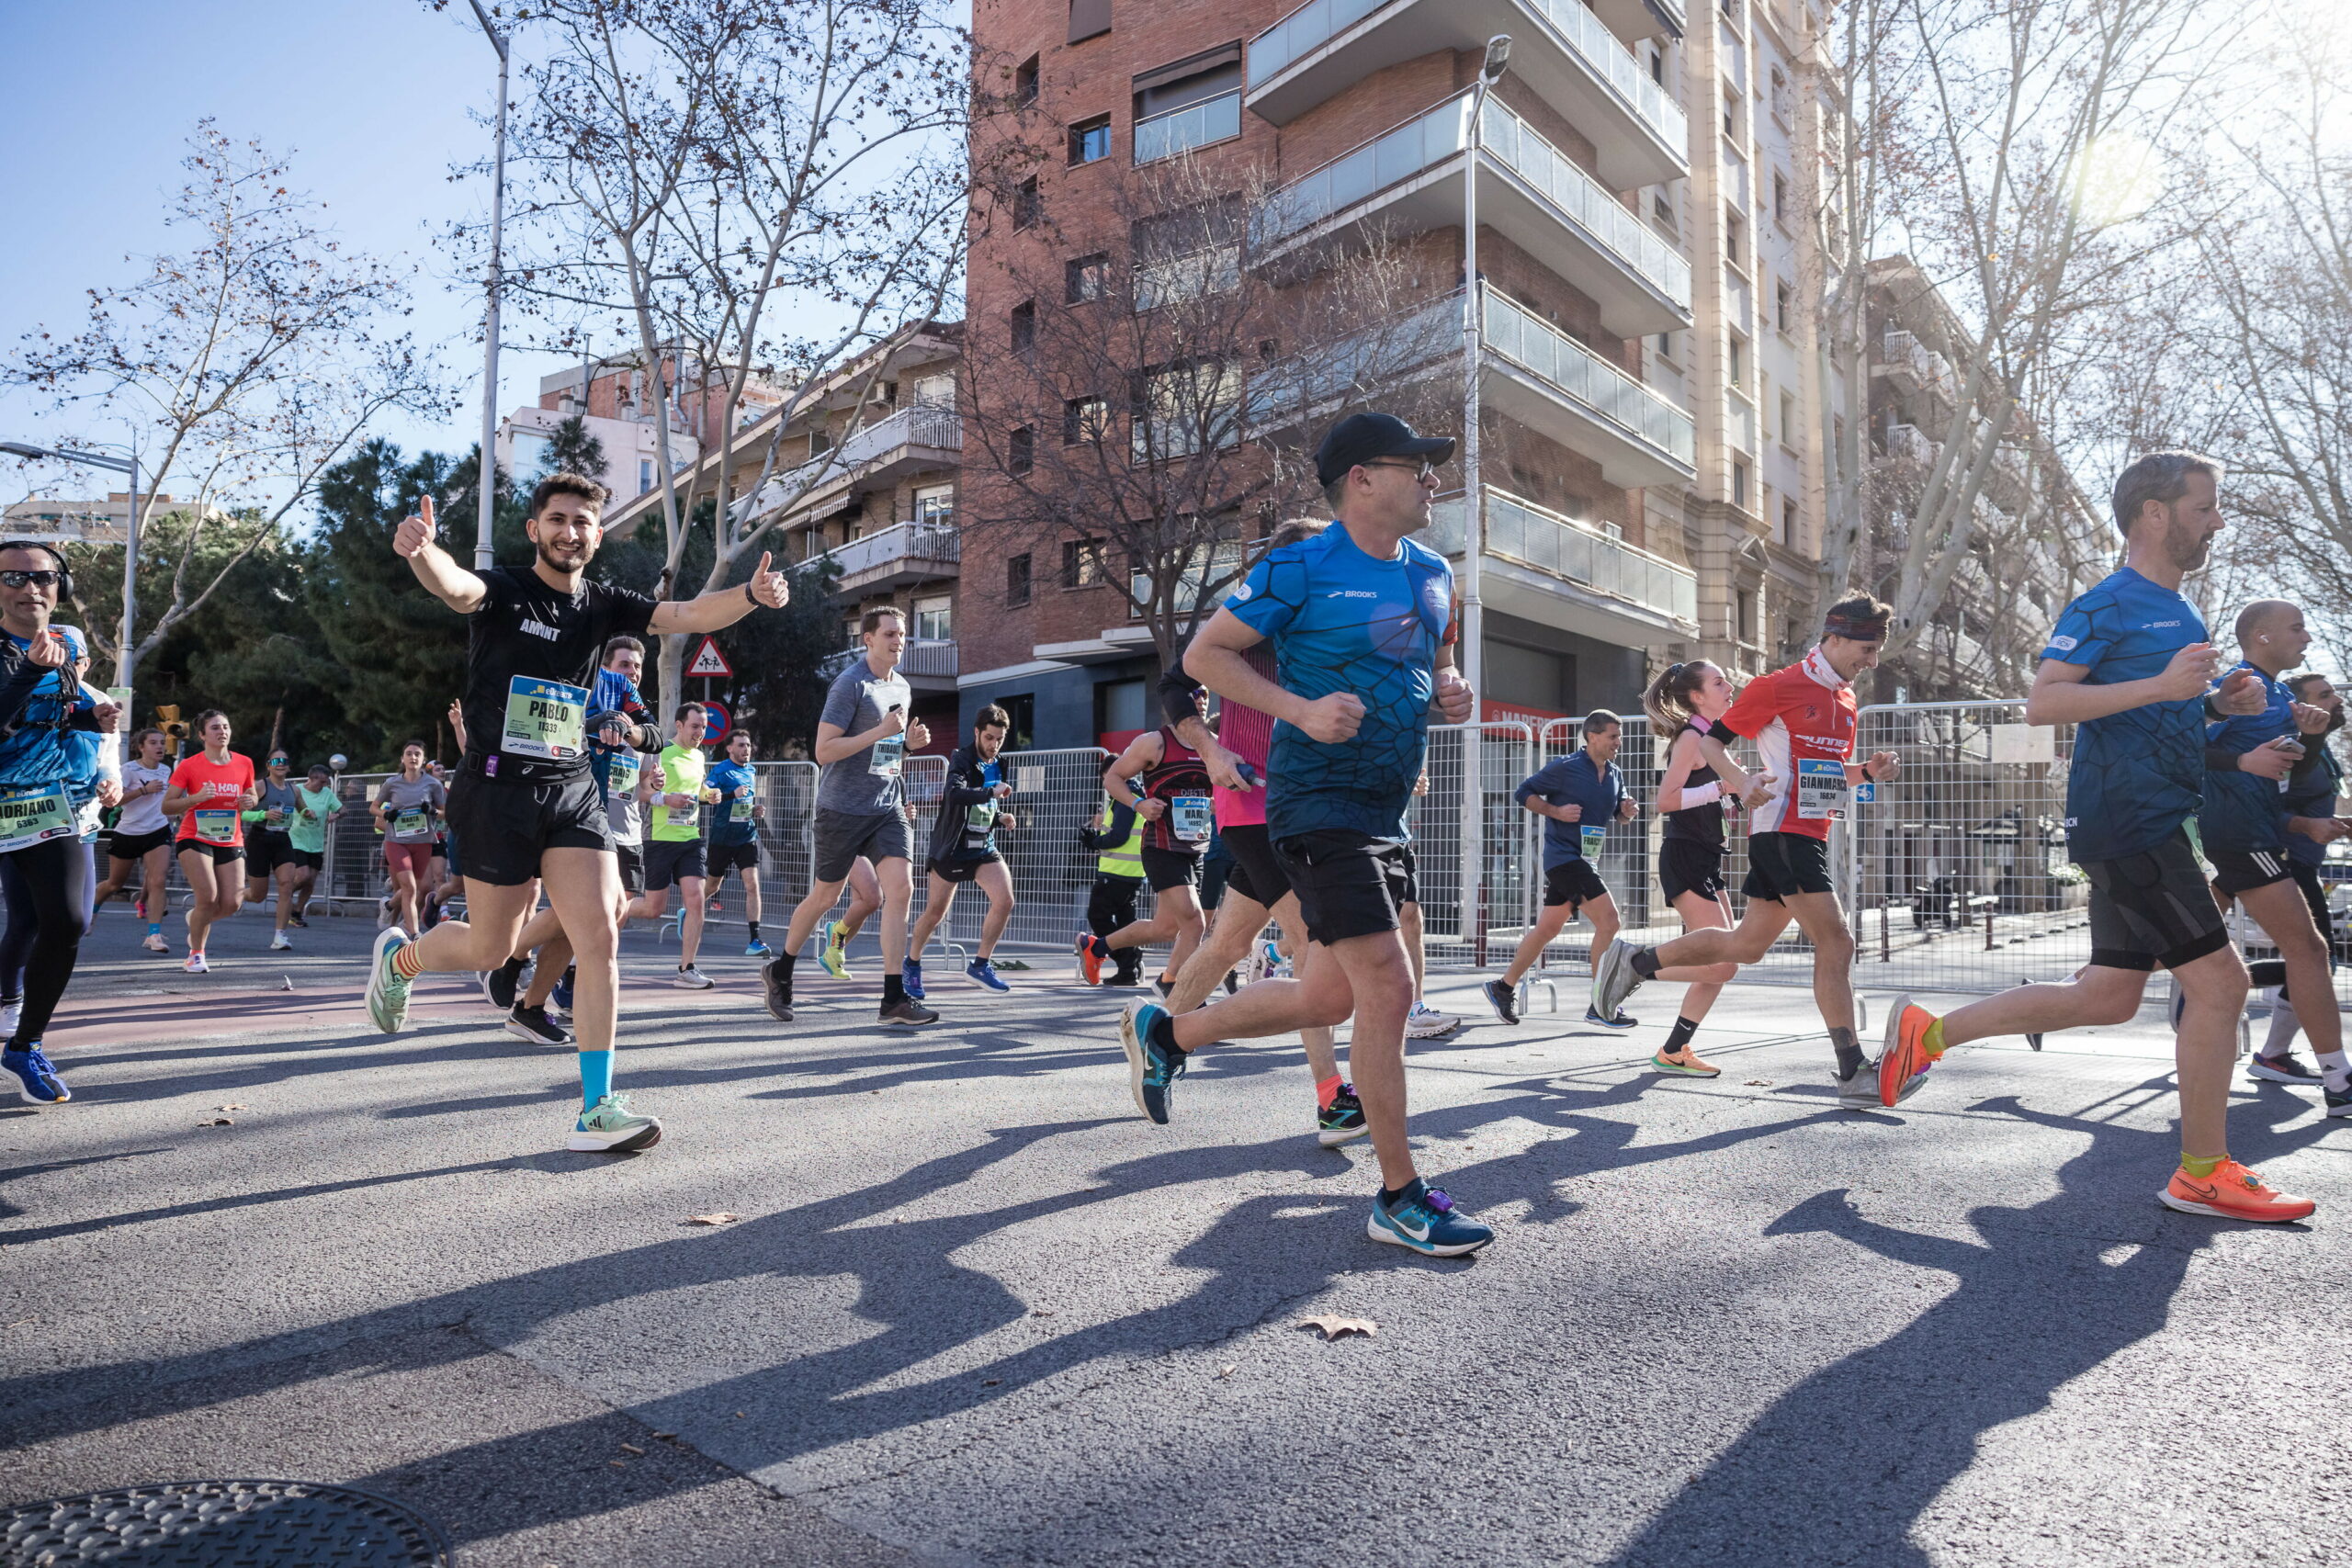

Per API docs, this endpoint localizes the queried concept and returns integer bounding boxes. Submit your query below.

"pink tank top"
[1211,645,1279,829]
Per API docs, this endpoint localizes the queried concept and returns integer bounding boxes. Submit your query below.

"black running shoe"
[1483,978,1520,1025]
[763,958,794,1023]
[2248,1052,2320,1084]
[483,957,527,1010]
[506,1004,573,1046]
[880,997,939,1027]
[1317,1086,1368,1147]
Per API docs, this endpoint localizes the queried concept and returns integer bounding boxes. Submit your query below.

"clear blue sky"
[0,0,575,505]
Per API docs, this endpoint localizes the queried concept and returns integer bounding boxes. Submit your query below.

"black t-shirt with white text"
[460,566,657,786]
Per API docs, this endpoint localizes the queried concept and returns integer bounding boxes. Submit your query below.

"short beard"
[536,538,591,574]
[2164,514,2211,571]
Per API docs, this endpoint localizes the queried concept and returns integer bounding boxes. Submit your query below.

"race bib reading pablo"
[503,676,588,761]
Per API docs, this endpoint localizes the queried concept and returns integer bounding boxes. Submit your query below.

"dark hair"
[1644,660,1719,734]
[0,539,68,573]
[1269,516,1329,551]
[1824,592,1893,642]
[1319,475,1348,512]
[2289,671,2333,701]
[308,762,332,779]
[976,703,1011,732]
[1581,707,1622,738]
[401,738,428,754]
[861,604,907,636]
[129,726,164,754]
[194,708,230,735]
[604,635,645,660]
[528,470,608,520]
[2110,450,2220,541]
[675,702,707,723]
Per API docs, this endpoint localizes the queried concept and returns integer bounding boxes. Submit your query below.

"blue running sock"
[579,1049,614,1113]
[147,922,162,937]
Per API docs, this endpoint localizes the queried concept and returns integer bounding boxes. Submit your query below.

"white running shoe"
[184,953,209,975]
[674,964,715,989]
[1406,1000,1463,1039]
[270,931,293,952]
[141,932,169,954]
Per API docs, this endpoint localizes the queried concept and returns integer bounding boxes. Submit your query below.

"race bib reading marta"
[395,807,429,838]
[0,784,74,854]
[1171,795,1213,844]
[1796,759,1850,820]
[503,676,589,761]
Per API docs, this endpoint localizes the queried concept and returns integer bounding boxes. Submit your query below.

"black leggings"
[0,836,92,1049]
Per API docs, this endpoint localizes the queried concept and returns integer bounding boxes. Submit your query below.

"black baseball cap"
[1314,412,1456,488]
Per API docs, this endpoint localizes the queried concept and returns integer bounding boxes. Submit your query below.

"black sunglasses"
[0,570,63,589]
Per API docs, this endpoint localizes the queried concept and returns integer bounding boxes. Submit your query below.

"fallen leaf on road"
[1217,1364,1237,1378]
[1029,1308,1057,1317]
[982,1378,1001,1386]
[199,1118,232,1127]
[1297,1315,1377,1341]
[1745,1079,1770,1086]
[684,1213,740,1226]
[608,1460,626,1468]
[618,1443,644,1455]
[217,1104,248,1111]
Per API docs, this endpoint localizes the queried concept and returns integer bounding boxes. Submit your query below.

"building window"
[1736,586,1758,643]
[1008,426,1035,476]
[1134,196,1242,310]
[637,457,654,496]
[1731,459,1749,509]
[912,482,954,527]
[1650,44,1666,85]
[1069,115,1111,165]
[1013,55,1039,108]
[1775,279,1792,333]
[1652,188,1676,230]
[1069,0,1110,45]
[1010,299,1035,353]
[1725,209,1745,267]
[1780,391,1797,447]
[1723,90,1737,141]
[1065,251,1110,303]
[1655,330,1674,361]
[913,592,953,641]
[910,372,956,409]
[1134,48,1242,164]
[1781,498,1799,542]
[1063,394,1109,446]
[1772,171,1789,226]
[1006,552,1033,606]
[1132,361,1241,461]
[1098,678,1148,736]
[1726,335,1745,388]
[1061,537,1104,587]
[1012,176,1041,230]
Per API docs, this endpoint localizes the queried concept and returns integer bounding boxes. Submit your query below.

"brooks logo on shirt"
[521,617,560,641]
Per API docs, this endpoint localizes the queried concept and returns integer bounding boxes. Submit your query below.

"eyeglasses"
[1361,459,1438,480]
[0,570,62,589]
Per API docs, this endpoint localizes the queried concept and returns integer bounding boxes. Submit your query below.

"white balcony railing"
[739,405,961,521]
[1480,98,1690,307]
[807,519,961,581]
[1135,92,1241,164]
[1257,94,1476,245]
[1428,487,1698,628]
[1886,423,1933,464]
[1482,288,1695,468]
[1248,0,1687,155]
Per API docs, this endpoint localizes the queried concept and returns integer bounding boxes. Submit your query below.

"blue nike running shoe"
[1367,1179,1493,1257]
[1120,998,1184,1124]
[3,1043,70,1104]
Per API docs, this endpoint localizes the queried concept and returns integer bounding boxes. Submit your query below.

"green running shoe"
[367,927,414,1034]
[569,1092,663,1153]
[819,919,854,979]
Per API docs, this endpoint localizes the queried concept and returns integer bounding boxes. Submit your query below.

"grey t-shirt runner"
[604,749,650,846]
[379,773,447,844]
[816,657,912,818]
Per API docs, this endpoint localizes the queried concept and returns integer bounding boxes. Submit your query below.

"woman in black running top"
[1644,660,1746,1077]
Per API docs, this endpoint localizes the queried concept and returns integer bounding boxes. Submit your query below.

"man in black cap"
[1115,412,1493,1257]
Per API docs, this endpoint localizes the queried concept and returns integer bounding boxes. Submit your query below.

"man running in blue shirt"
[1118,412,1487,1256]
[1879,452,2315,1222]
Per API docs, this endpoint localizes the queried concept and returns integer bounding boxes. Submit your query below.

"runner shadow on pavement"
[1600,1089,2332,1568]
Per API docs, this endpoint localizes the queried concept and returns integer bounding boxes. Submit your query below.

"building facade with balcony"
[2,491,226,547]
[963,0,1857,746]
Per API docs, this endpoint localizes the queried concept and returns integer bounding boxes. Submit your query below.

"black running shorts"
[2207,844,2294,897]
[2080,829,2231,972]
[1742,831,1836,903]
[644,837,707,891]
[246,829,296,875]
[706,840,761,876]
[444,771,611,888]
[1140,844,1202,894]
[106,825,172,861]
[616,840,644,896]
[289,848,325,873]
[1658,839,1727,904]
[813,807,910,882]
[177,840,244,865]
[1273,829,1413,945]
[928,852,1001,886]
[1219,823,1291,908]
[1543,858,1608,909]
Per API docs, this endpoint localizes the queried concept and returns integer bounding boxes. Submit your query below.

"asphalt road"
[5,904,2349,1567]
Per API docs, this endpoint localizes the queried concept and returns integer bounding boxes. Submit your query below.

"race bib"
[869,736,904,778]
[729,790,754,824]
[1579,825,1607,861]
[503,676,588,761]
[605,752,639,793]
[667,801,701,829]
[965,798,999,834]
[1170,795,1213,844]
[1796,759,1850,820]
[0,784,74,854]
[193,807,240,845]
[395,807,429,838]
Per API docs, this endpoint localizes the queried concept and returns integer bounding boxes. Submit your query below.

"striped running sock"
[392,942,426,981]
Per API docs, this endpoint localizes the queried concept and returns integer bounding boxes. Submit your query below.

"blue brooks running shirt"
[2201,660,2295,853]
[1224,523,1454,841]
[2043,567,2208,863]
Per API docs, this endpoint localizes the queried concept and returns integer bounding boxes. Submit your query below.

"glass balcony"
[1428,486,1698,633]
[1135,92,1242,164]
[1247,0,1688,188]
[1479,98,1690,310]
[1481,288,1695,478]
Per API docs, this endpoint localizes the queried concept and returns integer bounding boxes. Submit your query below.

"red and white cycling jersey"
[1715,647,1858,840]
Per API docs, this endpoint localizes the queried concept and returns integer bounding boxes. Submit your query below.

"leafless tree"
[5,123,441,685]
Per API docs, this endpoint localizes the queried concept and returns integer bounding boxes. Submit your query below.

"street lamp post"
[469,0,511,571]
[1457,33,1511,960]
[0,438,142,696]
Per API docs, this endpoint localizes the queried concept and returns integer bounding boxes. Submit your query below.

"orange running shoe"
[2160,1161,2316,1223]
[1878,994,1938,1107]
[1074,932,1106,986]
[1651,1048,1721,1078]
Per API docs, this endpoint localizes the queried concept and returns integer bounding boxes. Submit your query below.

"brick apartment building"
[954,0,1860,750]
[495,349,791,509]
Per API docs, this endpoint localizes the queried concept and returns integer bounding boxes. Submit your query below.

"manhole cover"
[3,1479,447,1566]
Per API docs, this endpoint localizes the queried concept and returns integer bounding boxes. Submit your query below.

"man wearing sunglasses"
[0,542,97,1105]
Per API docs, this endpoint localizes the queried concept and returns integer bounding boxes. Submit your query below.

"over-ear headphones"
[0,539,74,600]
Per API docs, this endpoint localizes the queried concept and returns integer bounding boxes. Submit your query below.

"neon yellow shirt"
[650,745,710,842]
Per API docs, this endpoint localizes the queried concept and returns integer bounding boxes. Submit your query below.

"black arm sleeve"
[1158,661,1207,732]
[1105,798,1138,841]
[2206,746,2241,774]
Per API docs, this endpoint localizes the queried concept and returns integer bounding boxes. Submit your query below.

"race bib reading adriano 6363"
[503,676,589,761]
[0,784,74,854]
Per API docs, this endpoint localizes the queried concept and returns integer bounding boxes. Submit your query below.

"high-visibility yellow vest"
[1096,794,1144,879]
